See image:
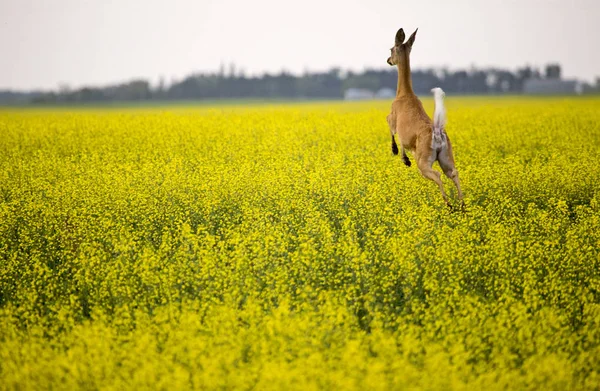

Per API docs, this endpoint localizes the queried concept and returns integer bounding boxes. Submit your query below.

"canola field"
[1,97,600,390]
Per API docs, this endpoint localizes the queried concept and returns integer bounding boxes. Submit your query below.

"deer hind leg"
[417,156,449,205]
[444,167,463,202]
[438,142,464,202]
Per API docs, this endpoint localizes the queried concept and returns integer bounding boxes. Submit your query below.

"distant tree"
[517,66,533,80]
[155,76,166,99]
[545,64,561,79]
[515,66,534,91]
[412,69,442,94]
[0,90,43,104]
[342,73,379,91]
[16,62,575,105]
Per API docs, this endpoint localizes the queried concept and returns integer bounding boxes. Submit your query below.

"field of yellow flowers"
[1,97,600,390]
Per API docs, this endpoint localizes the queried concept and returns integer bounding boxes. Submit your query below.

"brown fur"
[386,28,463,207]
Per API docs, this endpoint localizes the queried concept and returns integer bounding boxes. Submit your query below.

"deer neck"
[396,53,414,96]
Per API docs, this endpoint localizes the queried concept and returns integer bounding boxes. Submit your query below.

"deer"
[386,28,464,208]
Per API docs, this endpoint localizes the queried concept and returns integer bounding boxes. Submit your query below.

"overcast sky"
[1,0,598,90]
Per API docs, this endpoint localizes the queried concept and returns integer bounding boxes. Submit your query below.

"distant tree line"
[1,63,599,105]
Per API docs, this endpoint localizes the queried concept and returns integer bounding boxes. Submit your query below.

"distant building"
[344,88,374,100]
[344,87,396,100]
[375,88,395,99]
[523,79,582,95]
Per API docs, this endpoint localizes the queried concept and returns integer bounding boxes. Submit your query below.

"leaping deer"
[386,28,463,208]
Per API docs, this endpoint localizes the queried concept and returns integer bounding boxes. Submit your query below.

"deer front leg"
[387,114,399,155]
[401,146,411,167]
[391,135,399,155]
[387,113,411,166]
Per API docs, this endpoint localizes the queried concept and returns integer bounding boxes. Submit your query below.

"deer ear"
[395,28,405,46]
[406,28,418,48]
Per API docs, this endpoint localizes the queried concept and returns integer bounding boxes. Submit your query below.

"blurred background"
[1,0,599,104]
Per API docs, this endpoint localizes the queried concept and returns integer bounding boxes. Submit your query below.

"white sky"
[1,0,598,90]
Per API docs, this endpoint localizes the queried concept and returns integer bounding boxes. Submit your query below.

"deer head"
[387,28,418,66]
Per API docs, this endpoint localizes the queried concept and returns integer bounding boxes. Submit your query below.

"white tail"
[430,87,447,149]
